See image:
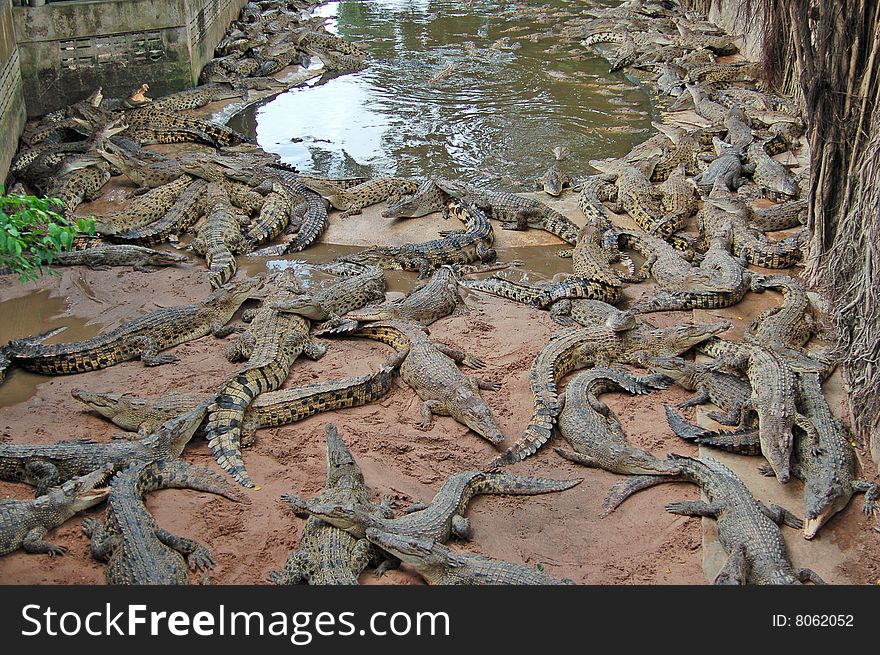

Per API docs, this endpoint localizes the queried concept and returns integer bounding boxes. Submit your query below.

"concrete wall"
[0,0,26,184]
[11,0,246,117]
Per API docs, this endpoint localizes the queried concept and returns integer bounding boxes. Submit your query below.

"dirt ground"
[1,180,878,585]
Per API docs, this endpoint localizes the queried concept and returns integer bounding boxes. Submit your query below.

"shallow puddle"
[228,0,655,190]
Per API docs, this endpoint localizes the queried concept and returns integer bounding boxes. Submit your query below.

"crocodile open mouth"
[803,507,832,540]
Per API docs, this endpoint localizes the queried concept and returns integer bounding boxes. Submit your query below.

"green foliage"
[0,185,95,283]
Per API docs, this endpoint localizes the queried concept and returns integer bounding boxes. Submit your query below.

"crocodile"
[590,159,685,240]
[298,29,369,58]
[338,200,496,278]
[791,372,879,539]
[747,139,800,198]
[145,83,241,113]
[748,199,807,232]
[0,399,211,496]
[300,177,419,219]
[271,263,387,330]
[1,276,262,379]
[719,342,818,484]
[435,179,580,245]
[97,146,186,191]
[341,265,467,327]
[46,160,115,217]
[630,221,753,313]
[535,165,571,197]
[577,173,617,228]
[648,130,703,183]
[529,223,635,308]
[340,320,504,445]
[675,22,738,55]
[702,182,803,268]
[1,467,110,558]
[686,61,760,84]
[657,163,696,228]
[206,278,326,487]
[269,424,392,585]
[191,182,249,288]
[241,182,292,249]
[641,354,754,430]
[603,455,823,585]
[694,139,753,192]
[611,228,736,294]
[123,106,248,148]
[82,458,246,584]
[365,528,575,585]
[724,104,754,148]
[554,367,675,474]
[461,275,634,329]
[488,319,732,467]
[111,178,208,244]
[49,245,187,270]
[381,179,449,218]
[685,83,728,123]
[93,175,194,235]
[746,274,816,350]
[74,356,397,447]
[294,469,581,546]
[609,30,638,71]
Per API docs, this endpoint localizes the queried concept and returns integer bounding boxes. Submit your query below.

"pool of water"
[228,0,656,190]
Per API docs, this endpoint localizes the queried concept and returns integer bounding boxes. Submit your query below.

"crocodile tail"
[486,423,554,468]
[205,374,262,488]
[3,326,69,358]
[463,276,542,305]
[207,247,237,289]
[483,472,582,495]
[285,201,329,253]
[131,459,248,503]
[602,474,680,515]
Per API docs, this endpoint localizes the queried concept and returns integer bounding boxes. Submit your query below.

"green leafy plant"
[0,185,95,283]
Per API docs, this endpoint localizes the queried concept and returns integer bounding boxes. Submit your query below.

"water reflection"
[231,0,654,190]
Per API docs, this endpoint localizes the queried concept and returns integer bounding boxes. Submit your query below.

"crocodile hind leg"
[665,500,721,518]
[759,503,803,529]
[269,551,311,585]
[797,568,826,584]
[472,377,501,391]
[21,527,67,556]
[302,338,328,360]
[155,528,214,571]
[676,387,709,409]
[713,543,748,585]
[25,460,61,497]
[706,405,745,427]
[853,480,880,515]
[125,336,179,366]
[555,448,600,468]
[433,344,485,369]
[82,518,117,562]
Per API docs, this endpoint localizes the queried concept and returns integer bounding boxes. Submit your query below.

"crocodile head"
[71,389,148,431]
[324,424,365,488]
[449,388,504,445]
[758,422,793,484]
[648,320,733,356]
[381,179,446,218]
[802,475,852,540]
[205,274,265,307]
[36,466,111,513]
[148,250,189,266]
[299,500,374,539]
[365,528,445,567]
[638,355,694,386]
[271,295,325,320]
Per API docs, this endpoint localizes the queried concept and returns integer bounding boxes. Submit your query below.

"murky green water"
[229,0,655,190]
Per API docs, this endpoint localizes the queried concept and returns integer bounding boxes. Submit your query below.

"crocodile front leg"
[22,527,67,556]
[269,551,310,585]
[210,321,243,338]
[155,528,214,571]
[302,338,327,360]
[759,502,803,529]
[126,336,179,366]
[433,344,485,369]
[797,568,826,584]
[713,543,748,585]
[82,518,118,562]
[555,448,601,468]
[706,405,745,427]
[416,400,447,430]
[853,480,880,515]
[677,387,709,409]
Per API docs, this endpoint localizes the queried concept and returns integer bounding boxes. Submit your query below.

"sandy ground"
[0,183,877,586]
